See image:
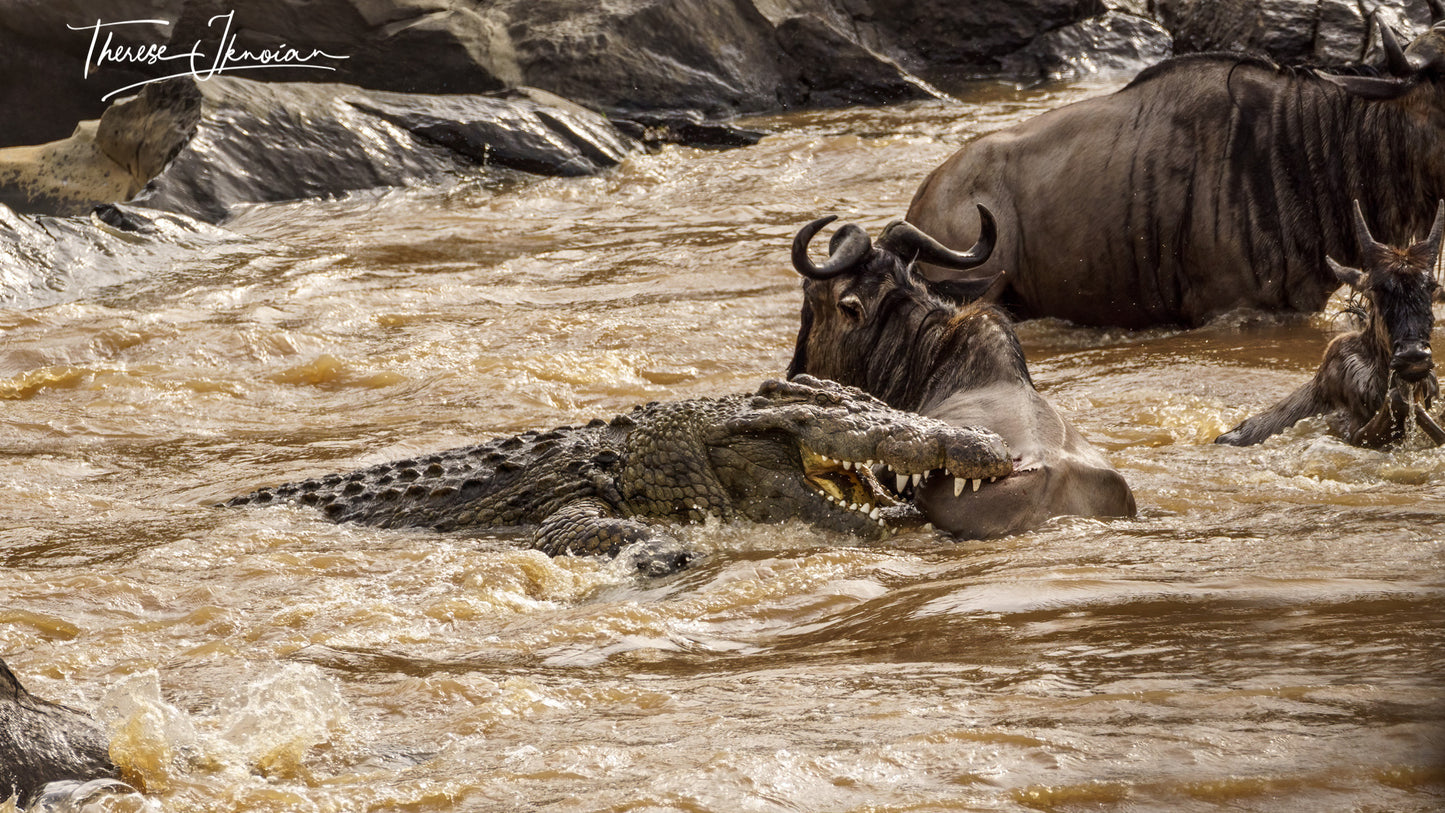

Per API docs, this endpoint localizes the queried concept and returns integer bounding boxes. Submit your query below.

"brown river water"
[2,79,1443,812]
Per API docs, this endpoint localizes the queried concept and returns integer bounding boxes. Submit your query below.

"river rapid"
[2,79,1442,812]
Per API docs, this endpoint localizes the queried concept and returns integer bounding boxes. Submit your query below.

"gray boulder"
[1,75,643,223]
[3,0,1106,147]
[0,658,121,808]
[1154,0,1431,65]
[1002,11,1174,80]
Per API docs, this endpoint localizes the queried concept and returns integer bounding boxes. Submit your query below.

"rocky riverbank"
[6,0,1429,148]
[0,0,1431,304]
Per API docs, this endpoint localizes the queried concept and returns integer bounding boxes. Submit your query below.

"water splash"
[25,779,156,813]
[97,664,351,795]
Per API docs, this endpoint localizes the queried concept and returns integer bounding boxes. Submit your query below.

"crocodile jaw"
[800,447,904,513]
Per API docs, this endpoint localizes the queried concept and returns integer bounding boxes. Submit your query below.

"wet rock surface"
[4,0,1433,151]
[3,0,1105,148]
[1,75,643,223]
[1155,0,1430,65]
[1001,10,1174,80]
[0,202,259,308]
[0,658,122,808]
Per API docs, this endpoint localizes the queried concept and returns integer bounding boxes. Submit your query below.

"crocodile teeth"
[972,479,981,492]
[911,473,923,488]
[896,473,908,492]
[843,461,854,470]
[868,507,881,520]
[953,477,965,497]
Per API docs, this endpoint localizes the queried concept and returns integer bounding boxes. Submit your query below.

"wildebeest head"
[1327,199,1445,383]
[786,206,1022,410]
[786,210,1138,534]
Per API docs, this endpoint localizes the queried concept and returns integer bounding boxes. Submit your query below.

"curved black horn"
[791,216,873,280]
[1351,199,1382,250]
[1379,15,1414,76]
[1430,0,1445,26]
[876,204,997,270]
[1422,199,1445,263]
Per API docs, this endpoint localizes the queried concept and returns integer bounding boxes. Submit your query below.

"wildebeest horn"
[792,215,873,279]
[1379,15,1414,76]
[1421,199,1445,266]
[1430,0,1445,26]
[1351,199,1382,250]
[876,204,997,270]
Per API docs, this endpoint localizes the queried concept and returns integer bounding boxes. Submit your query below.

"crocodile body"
[226,376,1013,563]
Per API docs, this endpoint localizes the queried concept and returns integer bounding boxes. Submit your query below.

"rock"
[3,0,1105,148]
[854,0,1110,85]
[0,202,256,308]
[0,0,174,148]
[348,87,638,177]
[0,658,122,808]
[0,75,643,222]
[612,111,768,151]
[770,10,942,107]
[1155,0,1431,66]
[1002,11,1174,80]
[0,121,142,217]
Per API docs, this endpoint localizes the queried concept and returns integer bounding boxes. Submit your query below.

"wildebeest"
[1216,200,1445,448]
[1,657,122,807]
[787,208,1136,537]
[906,4,1445,328]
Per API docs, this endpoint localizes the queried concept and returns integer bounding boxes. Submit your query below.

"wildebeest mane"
[1124,51,1391,92]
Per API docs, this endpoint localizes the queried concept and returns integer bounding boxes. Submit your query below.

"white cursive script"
[69,12,349,101]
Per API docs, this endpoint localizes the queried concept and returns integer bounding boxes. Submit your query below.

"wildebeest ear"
[1327,257,1366,289]
[1319,73,1417,100]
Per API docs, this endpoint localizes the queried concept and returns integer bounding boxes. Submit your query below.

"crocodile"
[225,376,1013,571]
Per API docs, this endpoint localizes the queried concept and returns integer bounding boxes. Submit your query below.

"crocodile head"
[702,375,1013,537]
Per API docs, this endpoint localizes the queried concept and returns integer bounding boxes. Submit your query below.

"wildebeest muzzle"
[1391,340,1434,382]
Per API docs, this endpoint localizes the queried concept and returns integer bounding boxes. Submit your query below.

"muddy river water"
[2,79,1442,812]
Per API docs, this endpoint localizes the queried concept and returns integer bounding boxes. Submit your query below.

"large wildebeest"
[1,656,122,807]
[1216,200,1445,448]
[906,3,1445,328]
[787,208,1136,538]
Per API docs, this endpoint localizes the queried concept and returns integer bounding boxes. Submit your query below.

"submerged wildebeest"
[1,657,122,807]
[787,209,1135,537]
[906,3,1445,328]
[1216,201,1445,448]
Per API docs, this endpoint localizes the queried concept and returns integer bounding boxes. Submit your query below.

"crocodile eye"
[837,294,864,322]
